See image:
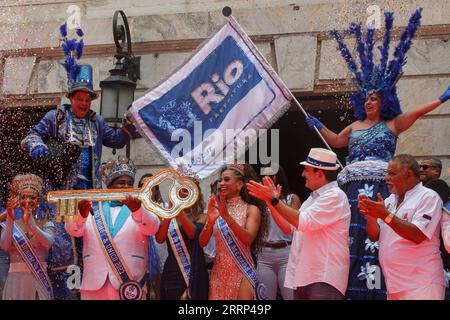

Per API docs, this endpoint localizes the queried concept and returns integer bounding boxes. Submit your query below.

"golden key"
[47,168,199,222]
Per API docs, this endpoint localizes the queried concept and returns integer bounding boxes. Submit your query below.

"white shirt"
[110,206,122,226]
[379,183,445,294]
[441,201,450,254]
[284,181,351,295]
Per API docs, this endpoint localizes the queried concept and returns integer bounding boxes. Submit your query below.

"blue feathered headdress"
[330,8,422,120]
[60,23,84,89]
[59,23,97,99]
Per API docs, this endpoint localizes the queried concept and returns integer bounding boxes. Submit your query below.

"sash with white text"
[216,217,266,300]
[91,203,145,298]
[0,221,53,300]
[168,219,192,299]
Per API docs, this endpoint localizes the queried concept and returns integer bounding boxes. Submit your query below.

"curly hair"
[221,164,268,260]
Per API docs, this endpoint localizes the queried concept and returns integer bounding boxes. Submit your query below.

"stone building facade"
[0,0,449,199]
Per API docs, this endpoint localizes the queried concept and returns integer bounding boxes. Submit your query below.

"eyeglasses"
[419,165,435,170]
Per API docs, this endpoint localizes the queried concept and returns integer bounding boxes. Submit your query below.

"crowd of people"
[0,148,449,300]
[0,9,449,300]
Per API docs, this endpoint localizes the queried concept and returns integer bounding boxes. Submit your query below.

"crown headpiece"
[101,156,137,186]
[11,174,43,197]
[329,8,422,120]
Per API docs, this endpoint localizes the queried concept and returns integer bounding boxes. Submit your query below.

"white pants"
[387,282,445,300]
[81,278,120,300]
[257,245,293,300]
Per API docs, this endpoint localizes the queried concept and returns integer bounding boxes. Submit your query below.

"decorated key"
[47,168,199,222]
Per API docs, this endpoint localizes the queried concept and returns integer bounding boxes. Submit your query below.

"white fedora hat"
[300,148,340,170]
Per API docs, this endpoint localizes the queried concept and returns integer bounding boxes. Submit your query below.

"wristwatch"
[270,197,280,206]
[384,212,395,224]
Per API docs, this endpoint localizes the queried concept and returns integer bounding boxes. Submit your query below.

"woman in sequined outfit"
[199,164,266,300]
[0,174,55,300]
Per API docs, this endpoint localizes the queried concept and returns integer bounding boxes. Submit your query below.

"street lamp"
[100,10,140,155]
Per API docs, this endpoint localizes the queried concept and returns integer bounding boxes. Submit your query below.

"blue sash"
[216,217,266,300]
[91,202,145,300]
[0,221,53,300]
[167,219,191,299]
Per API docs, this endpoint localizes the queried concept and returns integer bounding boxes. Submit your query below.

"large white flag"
[128,16,293,179]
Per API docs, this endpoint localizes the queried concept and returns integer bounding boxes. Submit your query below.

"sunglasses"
[419,165,435,170]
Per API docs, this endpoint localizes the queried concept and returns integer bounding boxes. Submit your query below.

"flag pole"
[291,97,344,168]
[222,5,343,169]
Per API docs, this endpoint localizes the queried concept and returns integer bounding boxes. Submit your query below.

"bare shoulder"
[385,119,399,136]
[247,203,261,216]
[349,120,367,131]
[337,121,356,138]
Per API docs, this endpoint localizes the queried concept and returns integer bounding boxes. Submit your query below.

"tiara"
[226,163,245,176]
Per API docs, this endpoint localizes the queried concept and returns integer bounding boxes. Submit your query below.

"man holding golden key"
[64,157,161,300]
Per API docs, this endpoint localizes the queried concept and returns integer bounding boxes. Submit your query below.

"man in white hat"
[247,148,350,300]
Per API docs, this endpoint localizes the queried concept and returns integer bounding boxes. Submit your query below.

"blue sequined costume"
[329,8,423,300]
[338,122,397,299]
[21,104,130,299]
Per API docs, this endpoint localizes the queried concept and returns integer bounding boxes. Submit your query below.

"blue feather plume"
[330,8,422,121]
[76,39,84,59]
[59,23,85,87]
[365,27,375,78]
[350,23,369,84]
[59,23,67,38]
[329,29,363,87]
[378,12,394,75]
[387,8,422,87]
[76,28,84,37]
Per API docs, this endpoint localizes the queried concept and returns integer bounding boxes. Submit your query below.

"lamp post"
[99,10,140,157]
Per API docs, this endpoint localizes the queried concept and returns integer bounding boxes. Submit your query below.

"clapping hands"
[358,193,388,219]
[246,176,281,203]
[6,197,18,220]
[207,196,220,223]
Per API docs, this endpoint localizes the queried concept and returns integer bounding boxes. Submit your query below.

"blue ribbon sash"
[216,217,266,300]
[167,219,192,299]
[91,203,145,299]
[0,220,53,300]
